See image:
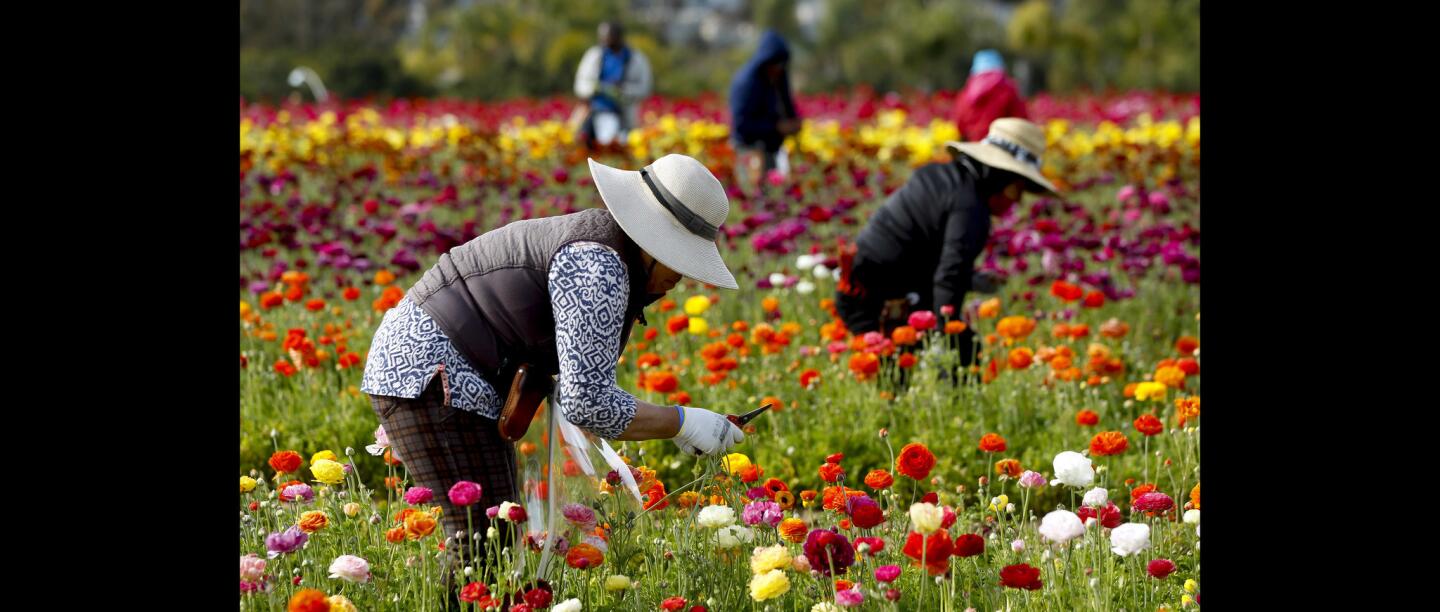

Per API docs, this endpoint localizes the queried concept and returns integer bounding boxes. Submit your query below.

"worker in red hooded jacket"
[952,50,1029,142]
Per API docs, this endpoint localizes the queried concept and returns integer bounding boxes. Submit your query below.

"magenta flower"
[837,588,864,607]
[448,481,483,507]
[1147,558,1177,579]
[875,565,902,583]
[742,500,784,527]
[803,528,855,576]
[265,527,309,558]
[403,486,434,505]
[486,505,501,519]
[907,310,937,331]
[1133,492,1175,513]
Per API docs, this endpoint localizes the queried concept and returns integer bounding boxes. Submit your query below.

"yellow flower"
[1184,579,1197,592]
[1154,366,1186,388]
[1135,382,1168,401]
[240,476,257,493]
[684,295,712,316]
[989,494,1009,512]
[327,595,358,612]
[688,317,710,335]
[722,453,752,475]
[604,575,632,592]
[749,569,791,601]
[909,502,943,534]
[311,459,346,485]
[750,544,792,575]
[343,502,361,517]
[311,450,338,464]
[1181,594,1194,607]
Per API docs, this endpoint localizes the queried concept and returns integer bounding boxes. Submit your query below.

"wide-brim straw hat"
[946,117,1060,196]
[588,154,739,289]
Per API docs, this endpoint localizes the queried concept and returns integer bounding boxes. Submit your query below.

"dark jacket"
[729,30,798,152]
[851,157,1007,314]
[406,208,655,381]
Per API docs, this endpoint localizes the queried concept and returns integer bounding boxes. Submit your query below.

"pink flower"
[486,505,501,519]
[1018,471,1047,489]
[403,486,434,505]
[940,304,955,317]
[743,500,784,526]
[907,310,937,331]
[240,554,267,583]
[827,341,849,354]
[837,588,864,607]
[1147,558,1177,579]
[327,555,370,583]
[562,504,597,530]
[449,481,483,507]
[853,536,885,556]
[875,565,901,583]
[1133,492,1175,513]
[1117,185,1137,203]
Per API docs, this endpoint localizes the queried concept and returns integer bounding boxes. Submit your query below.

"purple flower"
[282,484,314,503]
[449,481,483,507]
[265,527,308,558]
[875,565,901,583]
[248,280,270,294]
[803,528,855,576]
[402,487,434,505]
[742,500,784,527]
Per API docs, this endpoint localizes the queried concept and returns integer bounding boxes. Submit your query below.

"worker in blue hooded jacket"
[729,30,800,193]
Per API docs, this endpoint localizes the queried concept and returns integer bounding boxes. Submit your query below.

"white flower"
[813,264,830,278]
[831,268,841,281]
[796,281,816,294]
[796,254,819,270]
[1038,510,1085,544]
[812,603,841,612]
[1184,509,1200,524]
[697,505,736,528]
[498,502,521,521]
[1050,451,1094,487]
[716,525,754,548]
[1011,539,1025,552]
[1109,523,1151,557]
[1082,487,1109,508]
[327,555,370,583]
[553,598,583,612]
[909,503,944,534]
[769,273,787,287]
[487,526,498,539]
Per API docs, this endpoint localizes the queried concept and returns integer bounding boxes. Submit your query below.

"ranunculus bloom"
[909,503,944,534]
[240,553,266,582]
[996,459,1023,478]
[565,543,604,570]
[404,510,437,540]
[743,500,784,527]
[749,569,791,601]
[328,555,370,583]
[298,510,329,533]
[287,588,329,612]
[1089,431,1129,456]
[604,575,632,592]
[804,528,855,576]
[854,536,884,556]
[269,450,303,474]
[779,518,808,543]
[978,433,1007,453]
[891,326,918,346]
[403,486,434,505]
[265,526,308,558]
[1110,523,1151,556]
[716,525,755,548]
[849,497,884,529]
[999,563,1043,590]
[281,483,314,503]
[1018,470,1046,488]
[1077,501,1123,529]
[449,481,483,507]
[1038,510,1085,544]
[240,476,257,493]
[1148,558,1178,579]
[953,533,985,558]
[697,505,736,528]
[1075,409,1100,426]
[459,582,488,603]
[875,564,901,583]
[907,310,937,331]
[553,599,582,612]
[310,459,344,485]
[896,442,936,480]
[837,588,864,607]
[1134,414,1164,436]
[864,469,894,489]
[1083,487,1109,508]
[1051,451,1095,487]
[750,544,793,574]
[1133,492,1175,513]
[661,596,688,611]
[1007,347,1034,369]
[819,462,845,483]
[902,530,953,575]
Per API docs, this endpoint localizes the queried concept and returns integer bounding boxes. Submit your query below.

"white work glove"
[671,406,745,456]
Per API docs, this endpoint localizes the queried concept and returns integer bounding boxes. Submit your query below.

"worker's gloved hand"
[671,407,745,456]
[971,270,1004,294]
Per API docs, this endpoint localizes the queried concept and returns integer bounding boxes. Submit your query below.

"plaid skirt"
[371,376,517,572]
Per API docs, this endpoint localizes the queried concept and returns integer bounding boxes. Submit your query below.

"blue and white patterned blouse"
[361,242,639,439]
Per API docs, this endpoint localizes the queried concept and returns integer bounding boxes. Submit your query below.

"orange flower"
[820,298,837,317]
[732,320,750,332]
[644,328,659,341]
[839,519,852,530]
[1099,318,1129,339]
[820,320,848,342]
[384,476,402,490]
[269,450,303,474]
[895,442,936,480]
[1122,382,1139,398]
[819,462,845,483]
[676,491,700,509]
[751,323,776,344]
[1134,414,1164,436]
[891,326,918,346]
[994,459,1022,478]
[518,442,538,455]
[304,298,325,311]
[944,320,967,334]
[1068,323,1090,339]
[978,298,1001,319]
[1051,323,1071,339]
[848,352,880,380]
[383,449,403,467]
[1050,280,1083,302]
[822,486,865,511]
[658,299,677,312]
[1075,409,1100,426]
[1175,336,1199,355]
[1054,367,1082,382]
[1050,354,1073,371]
[778,518,808,543]
[374,269,396,286]
[644,371,679,393]
[761,395,784,413]
[996,316,1036,341]
[395,508,417,525]
[864,469,894,489]
[739,464,764,483]
[288,588,330,612]
[836,579,854,591]
[774,490,796,510]
[1007,348,1033,369]
[726,332,746,348]
[761,296,780,313]
[665,314,689,334]
[1190,482,1200,510]
[1089,431,1129,456]
[298,511,329,533]
[1154,366,1186,388]
[637,353,663,369]
[978,433,1007,453]
[404,510,437,540]
[799,490,819,507]
[566,543,605,570]
[898,353,918,369]
[1175,396,1201,426]
[260,290,284,309]
[643,482,668,511]
[385,526,406,543]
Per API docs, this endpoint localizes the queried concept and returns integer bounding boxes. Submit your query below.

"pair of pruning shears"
[728,402,774,427]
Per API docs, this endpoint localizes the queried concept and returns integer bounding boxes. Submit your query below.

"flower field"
[240,90,1200,611]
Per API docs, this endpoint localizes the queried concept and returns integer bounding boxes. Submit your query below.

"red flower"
[460,582,489,603]
[644,328,659,341]
[342,286,361,301]
[1076,502,1123,528]
[863,469,894,490]
[1050,281,1083,302]
[978,433,1007,453]
[660,596,688,611]
[902,531,953,575]
[999,563,1043,590]
[851,502,884,529]
[1089,431,1129,456]
[1083,290,1105,308]
[1175,336,1199,354]
[819,462,845,483]
[1176,357,1200,376]
[1147,558,1177,579]
[898,353,918,369]
[1133,492,1174,513]
[953,533,985,557]
[305,298,325,311]
[274,360,297,377]
[523,587,551,609]
[1075,409,1100,426]
[799,368,822,388]
[895,443,936,480]
[826,453,845,464]
[920,491,939,505]
[666,314,689,334]
[269,450,303,474]
[1134,414,1164,436]
[854,536,885,555]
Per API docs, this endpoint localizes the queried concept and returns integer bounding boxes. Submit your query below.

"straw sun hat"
[946,117,1060,195]
[588,154,739,289]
